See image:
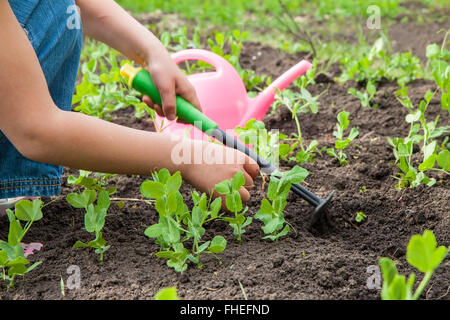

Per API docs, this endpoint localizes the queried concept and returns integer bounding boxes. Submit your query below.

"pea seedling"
[215,172,252,243]
[66,189,111,262]
[348,81,379,109]
[273,87,322,164]
[355,211,367,223]
[388,88,449,189]
[426,35,449,113]
[235,119,284,165]
[0,199,43,289]
[327,110,359,165]
[255,166,309,241]
[379,230,448,300]
[142,169,227,272]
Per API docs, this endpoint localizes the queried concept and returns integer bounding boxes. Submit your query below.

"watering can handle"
[172,49,236,77]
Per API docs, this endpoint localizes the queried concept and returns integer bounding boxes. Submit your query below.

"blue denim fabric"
[0,0,82,198]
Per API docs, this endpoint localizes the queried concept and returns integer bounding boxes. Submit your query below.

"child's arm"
[0,2,258,200]
[75,0,200,120]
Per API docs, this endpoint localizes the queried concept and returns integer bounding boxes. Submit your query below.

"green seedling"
[73,40,148,120]
[215,172,252,243]
[359,186,367,193]
[348,81,379,108]
[255,166,309,241]
[339,36,424,86]
[273,87,322,164]
[0,199,43,289]
[184,192,226,268]
[379,230,448,300]
[327,110,359,165]
[355,211,367,223]
[142,169,226,272]
[235,119,284,165]
[66,189,111,262]
[426,35,449,113]
[67,170,117,195]
[388,89,449,189]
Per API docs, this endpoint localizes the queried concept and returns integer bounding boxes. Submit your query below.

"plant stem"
[413,271,433,300]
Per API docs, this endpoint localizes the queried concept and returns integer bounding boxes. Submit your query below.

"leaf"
[14,199,43,221]
[74,232,107,249]
[379,257,398,286]
[144,224,162,239]
[96,190,110,211]
[383,275,408,300]
[209,197,222,219]
[231,171,245,191]
[437,149,450,171]
[215,180,231,195]
[406,230,448,273]
[418,154,436,172]
[166,172,182,192]
[426,44,441,59]
[208,236,227,253]
[154,287,179,300]
[337,110,350,130]
[140,180,165,199]
[422,141,437,160]
[84,204,106,233]
[66,190,96,209]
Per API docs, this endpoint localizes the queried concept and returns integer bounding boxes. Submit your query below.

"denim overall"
[0,0,82,198]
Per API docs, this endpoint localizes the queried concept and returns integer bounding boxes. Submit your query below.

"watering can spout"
[243,59,313,124]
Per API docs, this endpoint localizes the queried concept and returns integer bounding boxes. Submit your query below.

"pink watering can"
[154,49,312,138]
[120,51,335,225]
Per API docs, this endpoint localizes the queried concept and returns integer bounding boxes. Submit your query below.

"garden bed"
[1,17,449,300]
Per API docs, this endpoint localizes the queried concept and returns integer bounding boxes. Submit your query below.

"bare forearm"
[75,0,164,66]
[32,109,182,176]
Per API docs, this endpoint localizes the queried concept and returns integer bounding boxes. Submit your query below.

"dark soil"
[1,20,449,300]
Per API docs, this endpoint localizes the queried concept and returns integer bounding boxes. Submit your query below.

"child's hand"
[177,139,260,203]
[142,46,201,121]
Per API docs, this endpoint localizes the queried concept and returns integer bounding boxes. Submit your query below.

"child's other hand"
[142,47,201,121]
[178,139,260,203]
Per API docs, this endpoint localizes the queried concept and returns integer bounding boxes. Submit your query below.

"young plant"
[379,230,448,300]
[66,190,111,262]
[184,192,227,268]
[215,172,252,243]
[338,36,424,86]
[235,119,284,165]
[142,169,226,272]
[67,170,117,195]
[327,110,359,165]
[255,166,309,241]
[273,87,322,164]
[388,89,450,189]
[348,81,379,108]
[73,39,149,120]
[426,35,449,113]
[355,211,367,223]
[0,199,43,289]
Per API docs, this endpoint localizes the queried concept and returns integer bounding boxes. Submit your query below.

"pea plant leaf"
[406,230,448,273]
[66,190,96,209]
[379,230,448,300]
